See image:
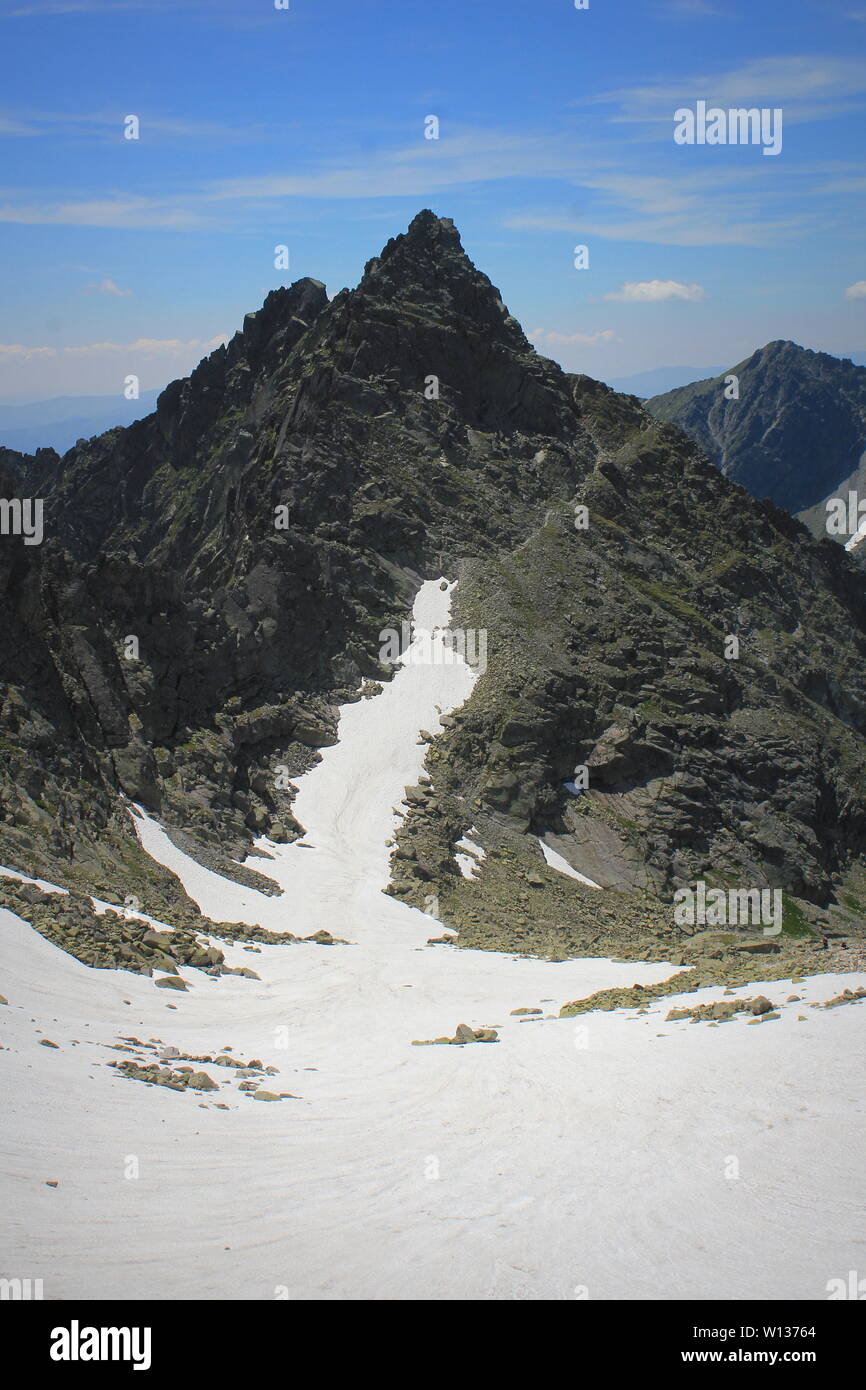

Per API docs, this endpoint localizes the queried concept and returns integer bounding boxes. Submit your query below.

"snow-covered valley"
[1,581,864,1300]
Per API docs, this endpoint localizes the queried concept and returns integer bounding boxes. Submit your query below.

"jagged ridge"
[2,215,866,951]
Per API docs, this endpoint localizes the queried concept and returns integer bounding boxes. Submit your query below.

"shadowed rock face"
[2,212,866,948]
[645,340,866,518]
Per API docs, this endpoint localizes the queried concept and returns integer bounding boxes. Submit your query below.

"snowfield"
[1,580,864,1301]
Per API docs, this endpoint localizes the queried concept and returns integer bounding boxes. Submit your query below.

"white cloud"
[0,128,585,228]
[0,333,231,398]
[0,343,55,360]
[503,160,814,249]
[662,0,725,14]
[86,277,132,297]
[844,280,866,299]
[4,1,213,16]
[62,335,228,356]
[0,335,228,360]
[529,328,618,345]
[585,55,866,128]
[604,280,705,303]
[0,196,202,229]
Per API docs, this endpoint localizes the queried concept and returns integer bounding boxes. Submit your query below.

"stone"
[154,975,188,991]
[186,1071,218,1091]
[748,996,773,1016]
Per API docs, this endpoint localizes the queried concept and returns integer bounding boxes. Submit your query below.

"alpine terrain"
[645,341,866,547]
[1,213,864,1301]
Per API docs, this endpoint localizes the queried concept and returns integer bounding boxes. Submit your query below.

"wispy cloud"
[86,277,132,297]
[0,104,276,143]
[845,280,866,299]
[0,334,227,358]
[604,280,705,302]
[207,129,586,203]
[0,102,858,261]
[0,343,55,360]
[0,195,203,228]
[0,123,817,251]
[63,334,228,356]
[529,328,618,345]
[661,0,726,15]
[2,0,213,15]
[0,127,592,228]
[0,115,39,134]
[584,55,866,127]
[504,162,813,247]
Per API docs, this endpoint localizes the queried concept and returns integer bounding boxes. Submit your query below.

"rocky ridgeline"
[0,878,340,976]
[2,212,866,959]
[557,938,853,1017]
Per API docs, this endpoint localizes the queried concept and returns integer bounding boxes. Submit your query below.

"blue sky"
[0,0,864,400]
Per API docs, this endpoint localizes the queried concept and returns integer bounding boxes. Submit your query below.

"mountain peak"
[354,209,531,363]
[365,209,464,275]
[317,210,574,435]
[646,335,866,515]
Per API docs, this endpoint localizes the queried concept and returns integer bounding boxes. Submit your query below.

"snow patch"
[454,832,485,880]
[2,578,864,1300]
[538,838,602,889]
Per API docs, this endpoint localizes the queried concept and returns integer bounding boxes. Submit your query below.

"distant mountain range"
[604,364,728,398]
[610,350,866,402]
[0,390,161,455]
[7,349,864,463]
[645,342,866,538]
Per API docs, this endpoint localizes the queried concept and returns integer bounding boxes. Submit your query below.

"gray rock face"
[645,340,866,517]
[1,214,866,950]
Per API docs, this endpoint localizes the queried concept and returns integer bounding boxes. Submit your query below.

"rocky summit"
[645,340,866,528]
[3,212,866,956]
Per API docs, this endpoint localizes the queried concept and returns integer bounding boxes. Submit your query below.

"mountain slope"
[645,340,866,523]
[4,214,866,954]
